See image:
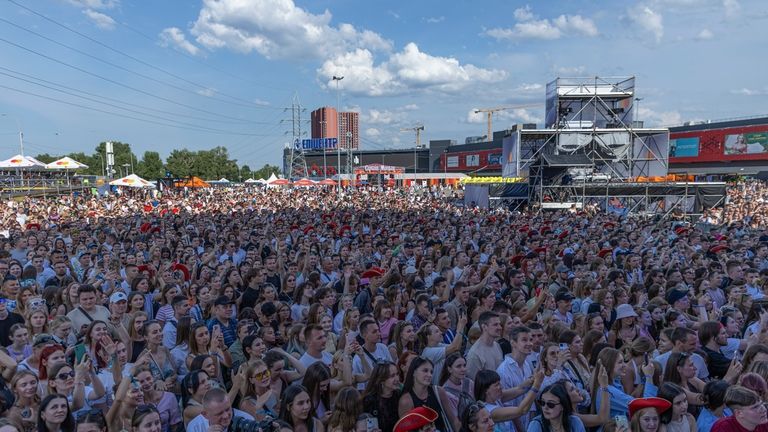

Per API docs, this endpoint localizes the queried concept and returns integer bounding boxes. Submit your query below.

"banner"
[670,137,700,157]
[724,132,768,155]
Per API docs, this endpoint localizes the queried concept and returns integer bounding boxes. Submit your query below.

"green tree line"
[35,141,280,181]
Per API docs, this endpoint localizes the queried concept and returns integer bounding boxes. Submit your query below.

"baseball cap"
[214,295,234,306]
[110,292,128,303]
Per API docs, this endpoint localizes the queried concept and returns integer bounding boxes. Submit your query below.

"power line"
[0,71,262,134]
[0,36,258,124]
[117,19,292,95]
[0,66,265,125]
[0,17,273,112]
[0,83,269,136]
[6,0,282,111]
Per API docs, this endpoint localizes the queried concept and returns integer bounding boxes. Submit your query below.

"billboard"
[669,122,768,164]
[724,132,768,155]
[446,156,459,168]
[440,149,505,172]
[466,154,480,167]
[669,137,699,157]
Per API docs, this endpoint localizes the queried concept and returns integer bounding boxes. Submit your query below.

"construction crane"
[400,124,425,147]
[474,104,542,140]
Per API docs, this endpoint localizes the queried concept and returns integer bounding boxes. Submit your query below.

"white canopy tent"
[45,156,90,190]
[0,154,45,169]
[44,156,89,170]
[109,174,156,188]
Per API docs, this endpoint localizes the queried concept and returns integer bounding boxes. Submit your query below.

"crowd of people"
[0,183,767,432]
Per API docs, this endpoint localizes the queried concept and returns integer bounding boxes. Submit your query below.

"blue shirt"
[697,407,732,432]
[595,377,658,418]
[207,317,237,347]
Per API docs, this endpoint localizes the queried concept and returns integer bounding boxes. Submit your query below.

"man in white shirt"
[299,324,333,368]
[654,327,709,379]
[66,285,111,337]
[497,326,536,432]
[186,388,256,432]
[352,319,393,389]
[465,311,503,380]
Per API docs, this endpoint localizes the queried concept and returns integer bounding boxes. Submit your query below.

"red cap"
[140,222,151,233]
[171,263,190,281]
[674,226,689,236]
[361,267,385,279]
[710,245,730,254]
[519,225,529,233]
[598,248,613,258]
[394,407,439,432]
[143,204,153,213]
[303,226,315,235]
[603,222,615,229]
[510,255,524,265]
[25,223,40,230]
[558,230,569,239]
[534,247,547,254]
[338,225,352,236]
[628,397,671,419]
[159,209,168,216]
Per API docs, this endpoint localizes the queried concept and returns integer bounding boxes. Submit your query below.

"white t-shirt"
[422,345,447,385]
[299,351,333,369]
[186,410,255,432]
[352,343,393,390]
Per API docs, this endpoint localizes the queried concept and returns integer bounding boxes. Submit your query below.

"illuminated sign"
[295,138,338,150]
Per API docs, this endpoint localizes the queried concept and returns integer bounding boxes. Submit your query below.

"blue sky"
[0,0,766,169]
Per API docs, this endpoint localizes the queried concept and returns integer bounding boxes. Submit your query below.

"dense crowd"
[0,184,767,432]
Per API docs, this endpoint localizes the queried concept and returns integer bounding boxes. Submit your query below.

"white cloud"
[318,43,506,97]
[466,108,542,126]
[731,88,767,96]
[196,87,216,97]
[723,0,740,18]
[515,83,544,93]
[553,15,598,37]
[696,29,714,40]
[402,104,419,111]
[626,5,664,43]
[513,6,534,21]
[159,28,201,56]
[82,9,115,30]
[554,65,587,75]
[363,109,405,125]
[365,128,381,138]
[253,98,271,106]
[189,0,393,60]
[425,16,445,24]
[485,6,597,40]
[638,107,681,126]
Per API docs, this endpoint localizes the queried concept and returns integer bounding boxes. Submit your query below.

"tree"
[166,149,196,178]
[251,164,281,180]
[94,141,138,177]
[135,151,165,180]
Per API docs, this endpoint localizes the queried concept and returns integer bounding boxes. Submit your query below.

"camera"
[230,415,283,432]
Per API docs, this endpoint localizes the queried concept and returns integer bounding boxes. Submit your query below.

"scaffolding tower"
[286,94,308,180]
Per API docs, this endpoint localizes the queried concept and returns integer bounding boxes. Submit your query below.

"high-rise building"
[310,107,359,149]
[310,107,338,141]
[339,111,359,150]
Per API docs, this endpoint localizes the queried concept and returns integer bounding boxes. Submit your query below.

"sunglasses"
[75,408,103,421]
[538,400,562,409]
[252,370,271,380]
[57,370,76,380]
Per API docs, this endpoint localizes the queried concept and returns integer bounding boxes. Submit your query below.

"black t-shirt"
[363,392,400,432]
[265,273,281,291]
[240,287,260,310]
[703,345,731,380]
[0,313,25,346]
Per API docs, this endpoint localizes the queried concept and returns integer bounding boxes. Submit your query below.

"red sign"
[441,149,503,171]
[670,123,768,164]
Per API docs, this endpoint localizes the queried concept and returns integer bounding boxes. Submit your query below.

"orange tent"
[174,176,210,188]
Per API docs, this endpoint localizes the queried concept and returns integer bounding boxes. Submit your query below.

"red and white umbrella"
[109,174,156,188]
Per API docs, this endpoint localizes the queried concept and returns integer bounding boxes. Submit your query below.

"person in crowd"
[627,397,671,432]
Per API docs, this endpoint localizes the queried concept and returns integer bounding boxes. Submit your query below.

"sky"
[0,0,766,169]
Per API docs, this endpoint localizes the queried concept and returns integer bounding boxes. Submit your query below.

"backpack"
[443,378,474,419]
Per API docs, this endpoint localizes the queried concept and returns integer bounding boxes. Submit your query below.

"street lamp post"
[1,114,24,156]
[332,75,344,197]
